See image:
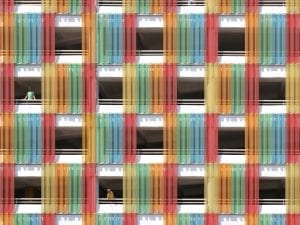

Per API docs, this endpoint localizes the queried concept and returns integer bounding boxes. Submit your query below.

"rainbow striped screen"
[1,0,300,225]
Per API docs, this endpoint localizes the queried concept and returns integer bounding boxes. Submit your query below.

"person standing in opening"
[24,86,36,100]
[106,189,115,200]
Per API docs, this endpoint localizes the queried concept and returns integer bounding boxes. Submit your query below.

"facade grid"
[1,0,300,225]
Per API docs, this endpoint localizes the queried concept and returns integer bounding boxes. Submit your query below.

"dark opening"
[15,78,41,101]
[137,28,163,53]
[219,128,245,154]
[259,78,285,103]
[219,28,245,52]
[259,178,285,201]
[55,127,82,151]
[137,128,163,153]
[99,177,122,199]
[98,78,123,104]
[177,177,204,199]
[55,27,82,52]
[15,177,41,199]
[177,78,204,104]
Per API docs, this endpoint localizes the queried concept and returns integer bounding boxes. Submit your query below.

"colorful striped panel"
[56,0,82,14]
[219,164,245,214]
[136,64,163,113]
[259,114,286,165]
[14,114,42,164]
[286,164,300,215]
[286,64,300,113]
[219,64,245,114]
[177,14,205,65]
[136,0,164,14]
[56,64,83,114]
[14,14,41,64]
[15,214,41,225]
[56,164,82,214]
[177,214,204,225]
[97,214,123,225]
[176,114,205,164]
[96,114,123,164]
[220,0,245,14]
[259,214,285,225]
[96,14,123,65]
[259,15,286,65]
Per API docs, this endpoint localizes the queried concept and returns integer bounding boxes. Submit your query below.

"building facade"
[0,0,300,225]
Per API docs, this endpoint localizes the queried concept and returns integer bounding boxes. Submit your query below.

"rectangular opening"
[178,177,204,204]
[15,177,41,204]
[177,78,204,104]
[137,128,163,155]
[259,78,285,104]
[55,127,82,154]
[259,178,285,204]
[15,78,41,104]
[55,27,82,54]
[219,128,245,154]
[219,28,245,54]
[99,177,123,203]
[137,28,163,54]
[98,78,123,104]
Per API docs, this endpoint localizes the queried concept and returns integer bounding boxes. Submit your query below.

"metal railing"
[219,51,245,56]
[56,149,85,155]
[14,0,288,6]
[219,149,245,155]
[15,198,41,204]
[137,149,163,155]
[259,198,285,205]
[98,99,205,105]
[55,50,83,55]
[259,100,286,105]
[15,99,41,105]
[14,198,286,205]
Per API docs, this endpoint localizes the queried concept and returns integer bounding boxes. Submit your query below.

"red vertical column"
[123,114,137,163]
[286,14,300,64]
[123,14,136,64]
[205,114,218,163]
[163,64,177,113]
[83,64,96,113]
[42,114,56,163]
[0,64,14,113]
[42,13,55,64]
[205,14,218,63]
[245,64,259,114]
[0,164,14,224]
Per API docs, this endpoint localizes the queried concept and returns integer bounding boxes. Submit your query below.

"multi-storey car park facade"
[0,0,300,225]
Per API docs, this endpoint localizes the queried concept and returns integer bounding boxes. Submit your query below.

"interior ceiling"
[137,128,163,148]
[55,28,82,50]
[15,177,41,189]
[218,28,245,51]
[137,28,163,50]
[56,127,82,140]
[178,78,204,99]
